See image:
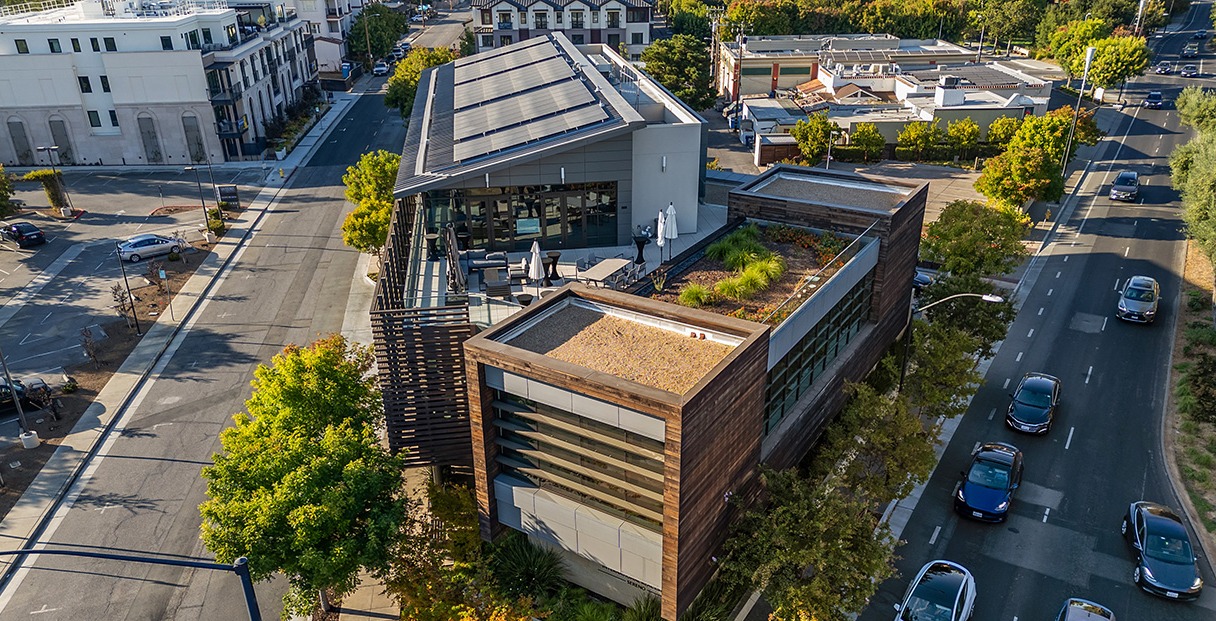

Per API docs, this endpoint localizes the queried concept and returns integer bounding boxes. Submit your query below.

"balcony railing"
[326,7,342,17]
[497,20,513,29]
[208,82,244,103]
[216,118,249,138]
[571,19,584,28]
[607,19,621,28]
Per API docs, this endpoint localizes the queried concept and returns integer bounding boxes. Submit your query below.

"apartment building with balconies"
[291,0,372,75]
[0,0,317,165]
[471,0,654,59]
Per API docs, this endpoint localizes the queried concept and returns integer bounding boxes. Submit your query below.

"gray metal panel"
[455,56,574,107]
[455,35,550,70]
[453,103,609,162]
[453,79,594,140]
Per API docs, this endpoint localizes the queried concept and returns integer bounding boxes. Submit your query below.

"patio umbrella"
[664,202,679,261]
[656,209,667,262]
[528,241,545,296]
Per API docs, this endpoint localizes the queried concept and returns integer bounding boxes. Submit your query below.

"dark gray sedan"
[1006,372,1060,434]
[1117,275,1159,324]
[1122,501,1204,600]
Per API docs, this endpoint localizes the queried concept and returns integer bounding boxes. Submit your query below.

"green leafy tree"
[1173,131,1216,262]
[897,120,942,160]
[946,117,981,157]
[342,201,392,257]
[975,147,1062,208]
[639,34,716,111]
[1006,106,1100,166]
[922,199,1030,276]
[341,150,399,255]
[986,116,1021,145]
[0,165,15,217]
[22,169,67,209]
[349,5,410,66]
[790,113,839,163]
[1086,35,1149,90]
[1176,85,1216,133]
[385,47,458,114]
[199,335,409,617]
[1047,19,1112,78]
[850,122,886,162]
[900,321,985,418]
[718,468,897,621]
[669,0,710,39]
[919,274,1019,358]
[459,27,477,56]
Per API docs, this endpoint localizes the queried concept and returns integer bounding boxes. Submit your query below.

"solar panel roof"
[453,104,608,161]
[454,78,595,140]
[456,39,557,82]
[455,56,575,107]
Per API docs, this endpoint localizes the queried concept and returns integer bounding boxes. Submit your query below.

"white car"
[372,61,389,76]
[1181,64,1200,77]
[410,14,425,21]
[118,234,182,262]
[894,560,976,621]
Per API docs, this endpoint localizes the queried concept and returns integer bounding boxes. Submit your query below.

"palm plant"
[491,533,567,600]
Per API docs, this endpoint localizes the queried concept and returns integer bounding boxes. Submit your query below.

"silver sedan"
[117,234,182,262]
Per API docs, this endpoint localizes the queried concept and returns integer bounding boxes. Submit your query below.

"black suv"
[1109,171,1139,201]
[1007,372,1060,434]
[1144,91,1164,109]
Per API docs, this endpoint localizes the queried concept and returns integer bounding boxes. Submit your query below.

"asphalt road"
[860,5,1216,621]
[0,88,404,619]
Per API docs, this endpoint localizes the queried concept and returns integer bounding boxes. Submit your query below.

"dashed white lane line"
[929,525,941,545]
[1066,427,1075,450]
[1038,307,1044,316]
[1043,508,1051,523]
[1027,328,1035,338]
[989,408,997,421]
[1063,256,1069,262]
[1048,288,1054,296]
[1016,352,1023,362]
[1056,270,1062,278]
[1102,317,1108,331]
[1086,366,1093,384]
[1003,378,1011,389]
[1125,246,1130,257]
[1114,278,1122,291]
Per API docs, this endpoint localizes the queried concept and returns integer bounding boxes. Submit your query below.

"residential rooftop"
[745,169,914,214]
[498,297,740,394]
[0,0,230,23]
[725,34,971,60]
[900,63,1047,89]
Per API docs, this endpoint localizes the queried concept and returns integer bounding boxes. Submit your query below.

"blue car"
[954,442,1023,522]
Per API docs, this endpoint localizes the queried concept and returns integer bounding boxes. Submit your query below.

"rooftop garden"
[649,223,852,326]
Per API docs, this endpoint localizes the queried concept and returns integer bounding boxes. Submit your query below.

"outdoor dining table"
[578,258,632,287]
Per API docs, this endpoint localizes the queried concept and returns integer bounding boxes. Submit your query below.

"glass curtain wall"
[423,181,618,251]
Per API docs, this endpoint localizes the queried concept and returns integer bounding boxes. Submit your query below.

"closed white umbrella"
[664,202,679,261]
[528,240,545,296]
[656,209,666,261]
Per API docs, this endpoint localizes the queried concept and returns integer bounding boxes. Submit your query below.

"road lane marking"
[974,442,981,453]
[989,408,997,420]
[1086,366,1093,384]
[38,312,51,325]
[0,268,9,275]
[1038,307,1044,316]
[1063,256,1068,262]
[1016,352,1023,362]
[1048,289,1053,296]
[1003,378,1011,389]
[1043,508,1050,523]
[1125,246,1130,257]
[1027,329,1035,337]
[1056,270,1061,278]
[929,525,941,544]
[1102,317,1108,331]
[1066,427,1075,450]
[1114,278,1121,291]
[29,605,60,615]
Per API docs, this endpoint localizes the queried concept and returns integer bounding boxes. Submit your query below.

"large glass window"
[425,181,618,251]
[763,270,874,434]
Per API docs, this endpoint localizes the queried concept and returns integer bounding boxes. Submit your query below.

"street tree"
[343,149,400,214]
[897,120,942,160]
[986,116,1021,146]
[975,147,1063,209]
[349,5,409,66]
[947,117,981,157]
[200,335,410,616]
[922,199,1030,277]
[1006,106,1100,166]
[809,382,937,505]
[0,165,15,217]
[718,467,898,621]
[1047,19,1112,78]
[385,47,458,114]
[901,320,985,420]
[459,28,477,56]
[1176,85,1216,133]
[1172,132,1216,262]
[851,122,886,162]
[1086,35,1150,90]
[919,274,1019,358]
[341,202,393,257]
[639,34,716,111]
[669,0,710,40]
[790,113,839,163]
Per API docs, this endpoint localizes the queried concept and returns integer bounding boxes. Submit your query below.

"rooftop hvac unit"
[940,75,960,87]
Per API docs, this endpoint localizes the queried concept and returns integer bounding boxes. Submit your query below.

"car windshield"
[900,596,953,621]
[1144,533,1194,564]
[1016,385,1052,408]
[14,224,37,233]
[1115,174,1137,186]
[1147,93,1162,100]
[1124,286,1155,302]
[968,459,1011,489]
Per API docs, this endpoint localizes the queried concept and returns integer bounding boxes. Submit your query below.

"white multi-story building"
[471,0,654,59]
[0,0,318,165]
[291,0,375,75]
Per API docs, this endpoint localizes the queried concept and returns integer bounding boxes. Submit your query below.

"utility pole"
[1062,46,1097,177]
[733,23,752,137]
[116,241,143,337]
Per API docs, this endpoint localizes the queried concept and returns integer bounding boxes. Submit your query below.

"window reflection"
[425,182,618,251]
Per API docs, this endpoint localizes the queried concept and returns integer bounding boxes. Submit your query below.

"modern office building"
[392,32,705,252]
[470,0,655,58]
[0,0,317,165]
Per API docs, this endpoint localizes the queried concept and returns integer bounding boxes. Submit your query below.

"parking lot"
[0,168,268,380]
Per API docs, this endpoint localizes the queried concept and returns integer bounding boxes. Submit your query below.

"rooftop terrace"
[747,170,914,214]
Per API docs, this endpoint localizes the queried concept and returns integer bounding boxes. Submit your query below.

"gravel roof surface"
[506,305,734,394]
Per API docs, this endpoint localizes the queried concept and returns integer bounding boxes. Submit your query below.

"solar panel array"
[447,35,611,163]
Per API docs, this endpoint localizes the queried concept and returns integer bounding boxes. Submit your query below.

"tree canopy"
[639,34,716,111]
[897,121,942,160]
[0,166,16,217]
[919,273,1019,358]
[947,117,981,156]
[986,116,1021,146]
[385,47,458,114]
[1176,85,1216,134]
[923,199,1030,276]
[851,122,886,162]
[341,150,399,256]
[199,335,410,616]
[1086,35,1150,89]
[790,113,839,163]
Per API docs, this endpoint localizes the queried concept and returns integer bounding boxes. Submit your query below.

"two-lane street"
[0,88,405,620]
[862,5,1216,620]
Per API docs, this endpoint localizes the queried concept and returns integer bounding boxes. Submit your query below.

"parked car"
[410,13,425,21]
[1181,63,1200,77]
[117,233,182,262]
[1144,91,1164,109]
[1006,372,1060,434]
[1117,275,1160,324]
[1154,61,1174,74]
[373,61,390,76]
[912,269,935,293]
[398,42,412,55]
[1,222,46,248]
[1182,44,1199,58]
[1109,170,1139,201]
[893,560,976,621]
[1055,598,1116,621]
[1121,501,1204,600]
[953,442,1023,522]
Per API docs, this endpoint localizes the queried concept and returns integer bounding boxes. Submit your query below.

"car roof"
[11,222,39,230]
[1138,501,1188,534]
[1115,171,1138,180]
[976,442,1019,464]
[1062,599,1115,621]
[1021,373,1058,390]
[124,233,162,242]
[1147,91,1162,97]
[1127,275,1157,289]
[912,561,968,606]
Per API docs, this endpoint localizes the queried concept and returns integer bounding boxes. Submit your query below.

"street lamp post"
[898,292,1005,393]
[0,342,31,435]
[1062,46,1097,177]
[824,128,843,170]
[184,166,210,234]
[732,23,752,137]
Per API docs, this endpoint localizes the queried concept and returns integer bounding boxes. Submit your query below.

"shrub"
[575,601,620,621]
[623,595,661,621]
[167,251,181,262]
[491,533,567,600]
[715,276,753,301]
[749,255,786,283]
[1187,289,1210,312]
[737,268,767,293]
[678,284,714,307]
[1184,325,1216,348]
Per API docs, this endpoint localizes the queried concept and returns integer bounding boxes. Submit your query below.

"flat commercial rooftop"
[504,302,736,394]
[747,170,912,213]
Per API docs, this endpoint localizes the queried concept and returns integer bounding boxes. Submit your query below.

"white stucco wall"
[630,122,701,235]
